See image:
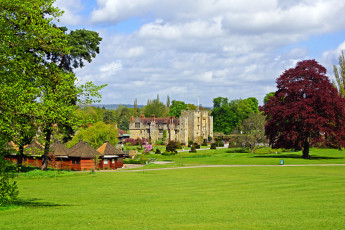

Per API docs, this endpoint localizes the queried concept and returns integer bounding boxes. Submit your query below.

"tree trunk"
[41,127,52,171]
[302,140,310,159]
[17,145,24,172]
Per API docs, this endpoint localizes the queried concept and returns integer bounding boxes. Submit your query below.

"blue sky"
[55,0,345,106]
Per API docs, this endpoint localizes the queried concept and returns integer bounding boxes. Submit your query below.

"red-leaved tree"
[263,60,345,158]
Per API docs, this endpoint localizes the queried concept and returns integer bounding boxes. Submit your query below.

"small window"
[135,123,140,128]
[76,160,80,165]
[72,160,75,164]
[104,159,108,164]
[159,129,163,134]
[112,159,115,163]
[118,157,123,162]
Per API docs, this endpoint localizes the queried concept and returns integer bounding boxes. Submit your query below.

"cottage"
[97,140,124,170]
[49,141,70,170]
[68,140,98,170]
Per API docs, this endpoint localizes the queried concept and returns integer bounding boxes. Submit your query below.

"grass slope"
[1,166,345,229]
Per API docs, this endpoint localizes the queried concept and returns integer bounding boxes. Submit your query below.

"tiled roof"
[139,117,179,126]
[118,129,128,136]
[50,141,69,157]
[97,141,123,156]
[24,141,44,156]
[68,140,98,158]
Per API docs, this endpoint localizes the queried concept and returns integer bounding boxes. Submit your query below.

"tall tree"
[333,51,345,97]
[211,97,239,134]
[168,100,187,118]
[241,112,267,153]
[264,60,345,158]
[143,97,166,118]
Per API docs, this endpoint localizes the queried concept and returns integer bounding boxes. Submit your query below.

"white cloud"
[59,0,345,105]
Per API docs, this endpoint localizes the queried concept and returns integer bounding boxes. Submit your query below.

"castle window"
[135,123,140,128]
[159,129,163,134]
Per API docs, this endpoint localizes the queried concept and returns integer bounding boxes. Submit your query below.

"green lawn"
[141,148,345,169]
[1,166,345,229]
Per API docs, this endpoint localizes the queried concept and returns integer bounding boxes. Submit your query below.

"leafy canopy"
[263,60,345,158]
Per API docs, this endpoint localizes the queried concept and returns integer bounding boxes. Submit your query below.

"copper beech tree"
[263,60,345,159]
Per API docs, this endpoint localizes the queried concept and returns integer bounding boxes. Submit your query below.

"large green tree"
[168,100,187,118]
[67,121,118,149]
[143,96,166,118]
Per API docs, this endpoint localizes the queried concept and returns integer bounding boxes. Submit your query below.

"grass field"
[140,148,345,169]
[1,148,345,229]
[1,165,345,229]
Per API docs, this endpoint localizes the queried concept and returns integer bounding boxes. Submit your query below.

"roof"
[68,140,99,158]
[50,141,69,157]
[118,129,128,136]
[24,141,44,156]
[138,117,179,126]
[97,141,124,156]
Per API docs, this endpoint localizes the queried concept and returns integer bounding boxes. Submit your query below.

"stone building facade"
[129,109,213,144]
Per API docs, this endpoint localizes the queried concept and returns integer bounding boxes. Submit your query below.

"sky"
[54,0,345,107]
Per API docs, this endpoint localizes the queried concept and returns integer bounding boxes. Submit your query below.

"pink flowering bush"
[143,141,153,154]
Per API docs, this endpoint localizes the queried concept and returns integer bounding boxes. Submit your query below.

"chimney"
[152,115,155,122]
[141,114,144,118]
[105,140,109,143]
[172,116,175,119]
[79,139,83,143]
[130,116,134,123]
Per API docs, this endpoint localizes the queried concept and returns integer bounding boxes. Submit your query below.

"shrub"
[155,141,163,145]
[210,143,217,149]
[162,151,177,156]
[193,143,200,149]
[166,141,180,153]
[0,159,18,206]
[226,148,251,153]
[123,158,141,164]
[201,142,208,146]
[188,140,193,147]
[155,148,161,154]
[189,146,197,153]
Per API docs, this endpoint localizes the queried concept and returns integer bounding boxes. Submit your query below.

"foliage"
[143,142,153,154]
[143,96,167,118]
[263,92,275,105]
[333,51,345,97]
[228,136,249,148]
[263,60,345,158]
[124,138,148,146]
[210,143,217,149]
[0,158,18,206]
[166,141,180,153]
[102,110,116,124]
[241,112,268,153]
[67,121,118,149]
[189,146,197,153]
[117,105,130,130]
[193,143,200,149]
[212,97,259,134]
[168,100,188,118]
[155,148,161,154]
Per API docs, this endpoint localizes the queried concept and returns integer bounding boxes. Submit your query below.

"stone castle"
[129,109,213,144]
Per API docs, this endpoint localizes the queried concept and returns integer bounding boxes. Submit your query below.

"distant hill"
[90,104,145,110]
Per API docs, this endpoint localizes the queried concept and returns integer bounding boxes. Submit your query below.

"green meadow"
[1,149,345,229]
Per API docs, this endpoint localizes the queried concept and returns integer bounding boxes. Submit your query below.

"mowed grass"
[142,148,345,169]
[1,166,345,229]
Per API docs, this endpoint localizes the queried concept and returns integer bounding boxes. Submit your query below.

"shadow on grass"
[14,198,77,208]
[253,154,344,160]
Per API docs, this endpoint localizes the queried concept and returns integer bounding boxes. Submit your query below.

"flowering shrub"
[143,142,153,154]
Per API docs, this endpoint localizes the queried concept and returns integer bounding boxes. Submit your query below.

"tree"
[263,60,345,158]
[211,97,239,134]
[333,51,345,97]
[264,92,275,104]
[143,97,166,118]
[103,110,116,124]
[168,100,187,118]
[67,121,118,149]
[117,106,130,130]
[241,113,268,153]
